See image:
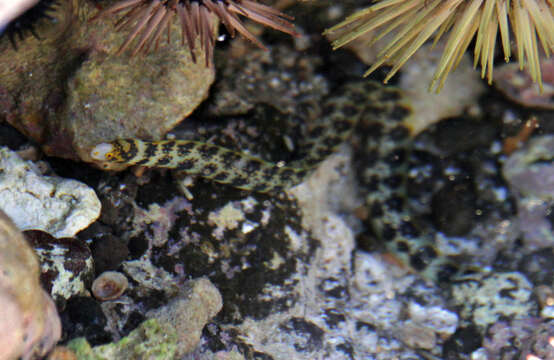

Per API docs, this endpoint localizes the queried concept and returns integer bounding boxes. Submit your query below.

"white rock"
[0,147,101,238]
[400,42,486,135]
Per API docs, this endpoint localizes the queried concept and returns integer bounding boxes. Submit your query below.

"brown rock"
[494,58,554,110]
[147,277,223,356]
[0,211,61,360]
[0,0,214,168]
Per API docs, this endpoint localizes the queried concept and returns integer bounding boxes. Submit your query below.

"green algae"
[67,319,178,360]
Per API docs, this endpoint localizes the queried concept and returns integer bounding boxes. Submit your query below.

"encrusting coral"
[325,0,554,92]
[91,0,298,65]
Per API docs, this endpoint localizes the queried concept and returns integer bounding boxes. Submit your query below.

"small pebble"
[398,322,436,350]
[61,296,111,345]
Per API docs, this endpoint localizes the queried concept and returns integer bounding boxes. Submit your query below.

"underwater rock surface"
[0,0,214,166]
[0,147,100,238]
[504,135,554,250]
[67,277,222,359]
[1,1,553,359]
[0,210,61,360]
[494,58,554,110]
[25,230,94,308]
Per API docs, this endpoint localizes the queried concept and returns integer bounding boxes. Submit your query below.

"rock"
[46,346,78,360]
[0,0,214,166]
[95,174,138,232]
[503,135,554,250]
[0,210,61,360]
[61,296,111,346]
[0,147,101,238]
[535,285,554,319]
[431,181,476,237]
[0,0,77,140]
[477,318,553,360]
[89,233,129,275]
[25,230,94,308]
[518,320,554,360]
[66,278,222,359]
[130,196,190,249]
[67,319,178,360]
[123,258,179,295]
[147,277,223,357]
[442,325,483,360]
[504,135,554,200]
[397,322,437,350]
[73,115,469,358]
[450,272,537,332]
[399,43,486,135]
[205,43,328,117]
[407,302,459,339]
[429,117,497,156]
[518,248,554,286]
[494,58,554,110]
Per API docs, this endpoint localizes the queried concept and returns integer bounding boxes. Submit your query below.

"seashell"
[91,271,128,301]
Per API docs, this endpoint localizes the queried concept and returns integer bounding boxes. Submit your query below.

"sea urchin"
[325,0,554,92]
[92,0,298,65]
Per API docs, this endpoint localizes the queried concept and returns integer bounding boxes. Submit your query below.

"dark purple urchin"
[1,0,58,49]
[91,0,298,65]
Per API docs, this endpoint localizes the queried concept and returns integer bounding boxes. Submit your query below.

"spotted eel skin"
[351,81,460,282]
[91,80,460,282]
[91,81,367,193]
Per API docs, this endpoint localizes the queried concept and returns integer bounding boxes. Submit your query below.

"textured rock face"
[67,277,222,359]
[25,230,94,308]
[147,277,223,357]
[451,272,537,331]
[0,147,100,238]
[494,58,554,110]
[0,210,61,360]
[0,0,214,166]
[1,1,551,358]
[503,135,554,250]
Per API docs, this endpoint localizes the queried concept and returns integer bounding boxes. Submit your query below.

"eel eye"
[90,143,115,161]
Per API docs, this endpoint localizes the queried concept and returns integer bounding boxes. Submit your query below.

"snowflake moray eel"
[91,80,461,283]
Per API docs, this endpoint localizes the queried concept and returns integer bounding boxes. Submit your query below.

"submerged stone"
[0,0,214,168]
